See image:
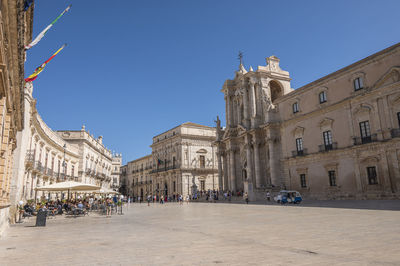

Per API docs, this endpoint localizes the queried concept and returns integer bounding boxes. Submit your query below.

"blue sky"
[26,0,400,164]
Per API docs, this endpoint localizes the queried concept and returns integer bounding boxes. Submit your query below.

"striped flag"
[25,44,66,82]
[25,5,71,50]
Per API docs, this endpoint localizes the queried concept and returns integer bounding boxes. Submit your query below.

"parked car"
[274,190,302,204]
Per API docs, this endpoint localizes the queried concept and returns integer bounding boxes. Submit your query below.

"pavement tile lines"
[0,201,399,265]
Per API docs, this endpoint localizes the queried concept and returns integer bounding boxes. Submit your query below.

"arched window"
[269,80,283,102]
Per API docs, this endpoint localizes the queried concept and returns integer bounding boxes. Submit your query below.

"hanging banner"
[25,5,71,50]
[25,44,67,82]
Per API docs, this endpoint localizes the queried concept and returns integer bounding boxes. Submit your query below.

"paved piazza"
[0,202,400,265]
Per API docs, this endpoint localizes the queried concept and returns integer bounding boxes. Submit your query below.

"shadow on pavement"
[196,199,400,211]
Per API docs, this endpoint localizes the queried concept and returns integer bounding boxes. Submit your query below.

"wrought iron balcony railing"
[318,142,338,152]
[353,134,377,145]
[391,128,400,138]
[291,148,308,157]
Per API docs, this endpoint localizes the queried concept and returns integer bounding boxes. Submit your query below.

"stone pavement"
[0,201,399,265]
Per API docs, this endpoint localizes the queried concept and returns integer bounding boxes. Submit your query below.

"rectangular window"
[328,170,336,186]
[173,181,176,192]
[354,77,364,91]
[200,180,205,191]
[359,121,371,143]
[319,91,327,103]
[199,155,205,168]
[300,174,307,188]
[323,130,333,150]
[367,166,378,185]
[296,138,303,155]
[293,102,299,113]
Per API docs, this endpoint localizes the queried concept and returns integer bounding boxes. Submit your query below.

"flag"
[25,5,71,50]
[24,0,34,11]
[25,44,66,83]
[157,159,164,166]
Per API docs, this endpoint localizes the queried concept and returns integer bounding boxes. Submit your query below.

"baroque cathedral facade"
[216,43,400,200]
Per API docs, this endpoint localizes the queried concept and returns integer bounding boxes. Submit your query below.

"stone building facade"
[216,43,400,200]
[0,0,33,235]
[111,154,122,190]
[120,155,152,198]
[121,122,219,199]
[56,129,115,188]
[9,83,120,213]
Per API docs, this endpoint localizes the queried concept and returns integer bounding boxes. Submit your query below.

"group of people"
[127,189,256,206]
[18,195,125,221]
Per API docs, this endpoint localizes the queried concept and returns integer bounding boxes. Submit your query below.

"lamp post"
[63,144,67,181]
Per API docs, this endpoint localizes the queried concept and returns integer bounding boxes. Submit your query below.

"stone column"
[253,138,262,189]
[267,136,281,188]
[223,153,228,191]
[227,96,233,127]
[245,135,253,184]
[242,82,250,129]
[229,149,236,192]
[217,147,223,192]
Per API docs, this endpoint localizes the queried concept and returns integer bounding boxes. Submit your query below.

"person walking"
[186,194,190,204]
[244,192,249,204]
[147,195,151,206]
[160,195,164,204]
[266,192,271,202]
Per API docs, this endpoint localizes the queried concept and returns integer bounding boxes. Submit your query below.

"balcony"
[291,148,308,157]
[47,168,54,178]
[25,150,35,167]
[391,128,400,138]
[150,165,177,173]
[353,134,377,145]
[318,142,338,152]
[59,173,66,182]
[33,161,43,173]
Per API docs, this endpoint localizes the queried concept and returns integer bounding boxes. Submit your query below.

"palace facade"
[0,0,34,235]
[121,122,219,199]
[8,83,120,226]
[216,43,400,200]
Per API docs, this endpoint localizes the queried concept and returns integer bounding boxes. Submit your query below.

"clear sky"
[26,0,400,164]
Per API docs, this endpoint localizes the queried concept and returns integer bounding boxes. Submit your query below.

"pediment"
[353,103,373,115]
[360,155,380,164]
[292,126,305,137]
[373,67,400,89]
[319,118,334,129]
[196,149,207,154]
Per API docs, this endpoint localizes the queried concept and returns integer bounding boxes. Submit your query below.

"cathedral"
[216,43,400,200]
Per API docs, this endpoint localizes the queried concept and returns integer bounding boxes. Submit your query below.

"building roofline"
[152,122,215,139]
[277,41,400,101]
[125,154,152,165]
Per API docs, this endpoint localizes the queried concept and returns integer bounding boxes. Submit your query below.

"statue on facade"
[215,116,222,140]
[261,86,274,112]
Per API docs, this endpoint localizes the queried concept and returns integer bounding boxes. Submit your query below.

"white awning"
[35,181,100,192]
